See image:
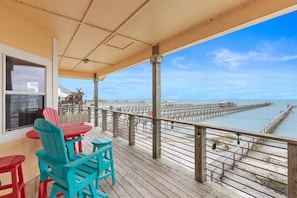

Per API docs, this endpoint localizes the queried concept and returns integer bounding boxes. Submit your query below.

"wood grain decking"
[25,126,240,198]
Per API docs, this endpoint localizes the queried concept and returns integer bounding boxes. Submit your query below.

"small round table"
[0,155,26,198]
[92,137,113,152]
[26,124,92,153]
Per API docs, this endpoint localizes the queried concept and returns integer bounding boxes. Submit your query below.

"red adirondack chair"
[42,107,60,125]
[42,107,87,153]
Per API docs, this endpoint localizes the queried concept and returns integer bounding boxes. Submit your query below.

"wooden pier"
[161,102,272,121]
[209,105,294,183]
[100,101,272,121]
[260,105,294,134]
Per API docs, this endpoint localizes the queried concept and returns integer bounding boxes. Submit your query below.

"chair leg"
[39,179,63,198]
[83,184,99,198]
[110,149,116,185]
[77,190,83,198]
[89,184,98,198]
[38,181,47,198]
[17,165,26,198]
[50,185,59,198]
[95,177,100,189]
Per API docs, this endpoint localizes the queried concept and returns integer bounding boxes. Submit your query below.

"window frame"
[0,44,52,143]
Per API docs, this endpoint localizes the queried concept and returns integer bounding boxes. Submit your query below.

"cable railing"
[99,108,297,197]
[160,120,195,170]
[58,105,91,124]
[205,129,287,197]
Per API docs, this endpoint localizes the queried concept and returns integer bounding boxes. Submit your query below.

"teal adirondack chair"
[34,118,108,198]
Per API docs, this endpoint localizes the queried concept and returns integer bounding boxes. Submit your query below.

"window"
[5,56,45,131]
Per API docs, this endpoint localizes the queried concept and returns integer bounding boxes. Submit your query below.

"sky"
[59,11,297,101]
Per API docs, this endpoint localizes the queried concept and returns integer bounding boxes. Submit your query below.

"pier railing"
[99,108,297,198]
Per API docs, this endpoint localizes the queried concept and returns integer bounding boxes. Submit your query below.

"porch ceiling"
[1,0,297,80]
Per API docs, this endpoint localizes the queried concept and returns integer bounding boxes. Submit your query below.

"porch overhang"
[0,0,296,79]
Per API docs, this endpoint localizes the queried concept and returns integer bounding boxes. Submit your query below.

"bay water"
[176,99,297,138]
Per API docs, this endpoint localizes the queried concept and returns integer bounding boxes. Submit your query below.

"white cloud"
[253,38,297,62]
[212,38,297,69]
[212,48,257,69]
[169,56,197,70]
[280,54,297,61]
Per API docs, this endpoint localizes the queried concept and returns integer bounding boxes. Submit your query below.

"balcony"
[25,104,297,197]
[25,127,237,198]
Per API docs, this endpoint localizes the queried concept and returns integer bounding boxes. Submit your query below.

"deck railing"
[99,108,297,198]
[58,105,91,124]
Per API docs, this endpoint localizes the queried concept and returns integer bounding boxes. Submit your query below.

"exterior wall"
[0,137,42,189]
[0,7,53,59]
[0,7,56,187]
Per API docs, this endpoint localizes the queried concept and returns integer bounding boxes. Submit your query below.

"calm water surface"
[177,99,297,138]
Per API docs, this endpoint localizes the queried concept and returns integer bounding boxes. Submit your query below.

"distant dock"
[100,100,273,121]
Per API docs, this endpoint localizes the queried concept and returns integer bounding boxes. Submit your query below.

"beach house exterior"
[1,1,297,197]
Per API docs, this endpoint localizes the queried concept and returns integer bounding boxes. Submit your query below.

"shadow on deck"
[25,126,240,198]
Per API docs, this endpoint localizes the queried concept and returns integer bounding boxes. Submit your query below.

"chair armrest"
[35,150,52,181]
[65,137,83,158]
[36,149,46,157]
[37,144,112,171]
[38,155,65,169]
[64,144,112,169]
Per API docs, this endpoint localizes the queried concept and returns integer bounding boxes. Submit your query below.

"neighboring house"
[58,85,72,99]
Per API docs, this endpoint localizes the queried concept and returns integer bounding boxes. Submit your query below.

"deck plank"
[113,138,199,197]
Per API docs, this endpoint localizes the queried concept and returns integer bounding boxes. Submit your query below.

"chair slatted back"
[34,118,69,167]
[42,107,60,125]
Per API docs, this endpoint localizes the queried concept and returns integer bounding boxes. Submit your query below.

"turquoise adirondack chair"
[34,118,108,198]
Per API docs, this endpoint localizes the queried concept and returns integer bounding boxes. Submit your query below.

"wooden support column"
[94,74,99,127]
[129,115,136,146]
[288,143,297,197]
[150,45,163,159]
[195,126,206,182]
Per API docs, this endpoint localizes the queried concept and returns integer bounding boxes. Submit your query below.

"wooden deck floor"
[25,127,240,198]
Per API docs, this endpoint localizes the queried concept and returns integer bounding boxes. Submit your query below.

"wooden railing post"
[102,110,107,131]
[288,143,297,197]
[113,112,119,137]
[58,107,64,124]
[129,115,136,145]
[87,107,91,123]
[195,126,206,182]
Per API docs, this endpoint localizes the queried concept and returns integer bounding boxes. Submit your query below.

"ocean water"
[176,99,297,138]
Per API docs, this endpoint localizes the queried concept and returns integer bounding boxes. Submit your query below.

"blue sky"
[59,11,297,100]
